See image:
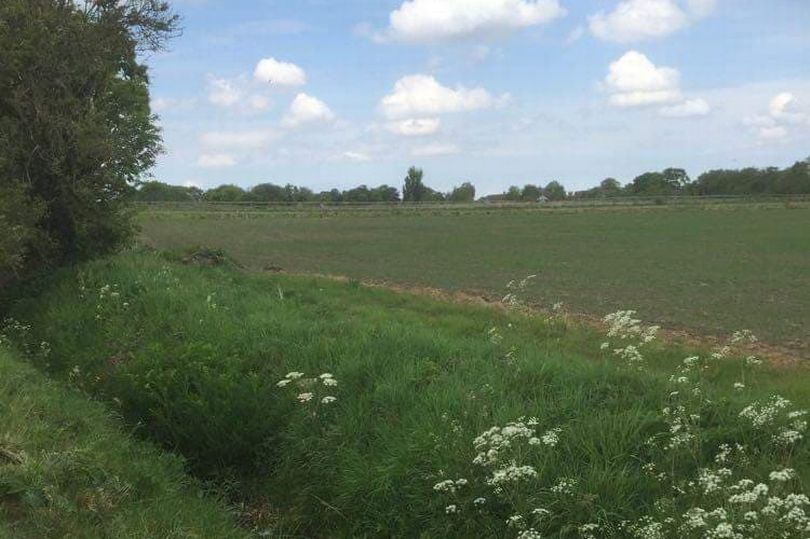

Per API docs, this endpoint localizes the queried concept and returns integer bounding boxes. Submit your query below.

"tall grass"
[3,250,808,537]
[0,346,245,538]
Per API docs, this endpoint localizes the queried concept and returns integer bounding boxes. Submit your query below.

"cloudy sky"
[149,0,810,195]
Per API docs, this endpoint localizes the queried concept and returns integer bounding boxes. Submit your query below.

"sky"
[148,0,810,195]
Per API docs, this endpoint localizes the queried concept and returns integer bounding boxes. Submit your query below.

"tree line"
[136,158,810,204]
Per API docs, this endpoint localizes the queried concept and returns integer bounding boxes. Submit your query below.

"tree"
[250,183,286,202]
[520,184,543,202]
[662,168,691,190]
[600,178,622,196]
[403,167,425,202]
[449,182,476,203]
[504,186,522,201]
[204,185,247,202]
[0,0,178,277]
[543,181,567,201]
[135,181,197,202]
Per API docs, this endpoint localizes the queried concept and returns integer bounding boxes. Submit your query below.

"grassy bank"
[0,346,245,538]
[4,250,809,537]
[138,206,810,350]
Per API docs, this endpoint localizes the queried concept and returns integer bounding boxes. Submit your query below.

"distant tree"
[504,186,522,201]
[520,184,543,202]
[135,181,196,202]
[403,167,426,202]
[370,185,401,202]
[628,172,673,196]
[543,181,567,201]
[422,187,446,202]
[250,183,286,202]
[449,182,476,203]
[600,178,622,196]
[204,184,247,202]
[662,168,691,190]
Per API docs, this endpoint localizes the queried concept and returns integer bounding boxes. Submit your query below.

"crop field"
[139,204,810,352]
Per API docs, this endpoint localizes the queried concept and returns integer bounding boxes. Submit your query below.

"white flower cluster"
[600,310,659,367]
[550,477,577,495]
[433,478,467,494]
[473,418,559,467]
[276,371,338,408]
[502,275,537,311]
[739,395,807,445]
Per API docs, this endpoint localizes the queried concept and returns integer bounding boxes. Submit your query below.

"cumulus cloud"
[253,58,307,86]
[380,74,502,119]
[589,0,715,43]
[411,143,460,156]
[604,51,682,107]
[384,0,566,43]
[207,77,242,107]
[744,91,808,141]
[197,153,237,168]
[659,97,711,117]
[281,93,335,128]
[386,117,441,136]
[206,76,271,113]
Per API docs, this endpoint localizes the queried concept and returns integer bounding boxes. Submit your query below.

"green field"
[139,205,810,351]
[5,250,809,537]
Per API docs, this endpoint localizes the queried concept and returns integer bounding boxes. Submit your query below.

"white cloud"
[411,143,460,156]
[197,153,237,168]
[381,74,501,119]
[253,58,307,87]
[659,97,711,117]
[207,77,242,107]
[200,130,278,150]
[386,117,441,136]
[686,0,717,18]
[281,93,335,128]
[746,91,808,141]
[758,126,788,140]
[341,151,371,162]
[565,25,585,44]
[589,0,715,43]
[385,0,566,43]
[604,51,681,107]
[248,95,272,111]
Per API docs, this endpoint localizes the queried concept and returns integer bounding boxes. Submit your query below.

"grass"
[0,346,246,538]
[137,205,810,350]
[4,250,809,537]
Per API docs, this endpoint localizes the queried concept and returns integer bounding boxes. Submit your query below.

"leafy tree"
[520,184,543,202]
[662,168,691,189]
[204,185,247,202]
[0,0,178,277]
[370,185,400,202]
[135,181,197,202]
[250,183,286,202]
[600,178,622,196]
[504,186,522,201]
[403,167,426,202]
[449,182,476,203]
[543,181,567,201]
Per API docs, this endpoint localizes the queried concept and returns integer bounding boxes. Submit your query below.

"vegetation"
[0,345,244,538]
[3,251,808,537]
[0,0,177,285]
[138,206,810,347]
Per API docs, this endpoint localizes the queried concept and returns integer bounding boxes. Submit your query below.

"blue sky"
[149,0,810,195]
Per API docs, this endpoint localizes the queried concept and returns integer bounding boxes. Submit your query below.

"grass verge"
[0,346,245,538]
[3,249,809,537]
